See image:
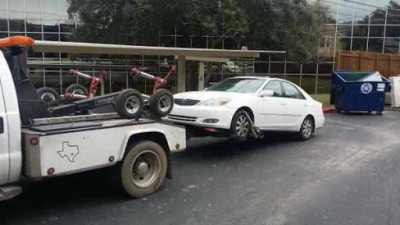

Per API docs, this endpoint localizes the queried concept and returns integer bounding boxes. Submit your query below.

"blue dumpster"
[330,71,390,114]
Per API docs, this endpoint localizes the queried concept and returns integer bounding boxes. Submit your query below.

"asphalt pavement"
[1,111,400,225]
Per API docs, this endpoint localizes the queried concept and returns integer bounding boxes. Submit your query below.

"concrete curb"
[323,106,336,114]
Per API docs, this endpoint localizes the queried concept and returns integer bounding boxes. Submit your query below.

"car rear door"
[256,80,288,129]
[281,82,308,128]
[0,77,9,185]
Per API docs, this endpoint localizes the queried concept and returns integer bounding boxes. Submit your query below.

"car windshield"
[206,78,265,93]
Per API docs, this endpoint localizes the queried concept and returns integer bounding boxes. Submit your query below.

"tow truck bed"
[24,114,157,135]
[21,114,186,180]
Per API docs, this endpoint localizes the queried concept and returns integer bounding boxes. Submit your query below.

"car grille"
[174,98,200,106]
[168,114,198,122]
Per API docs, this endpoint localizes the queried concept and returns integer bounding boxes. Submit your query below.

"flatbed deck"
[23,113,162,135]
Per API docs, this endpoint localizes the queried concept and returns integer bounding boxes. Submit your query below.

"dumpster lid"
[333,71,389,82]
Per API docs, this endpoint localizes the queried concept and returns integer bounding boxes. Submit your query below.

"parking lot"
[1,111,400,225]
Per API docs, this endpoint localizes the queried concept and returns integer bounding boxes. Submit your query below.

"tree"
[68,0,249,89]
[184,0,249,89]
[67,0,247,46]
[237,0,330,61]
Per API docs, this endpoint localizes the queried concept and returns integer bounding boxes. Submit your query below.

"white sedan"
[165,77,324,140]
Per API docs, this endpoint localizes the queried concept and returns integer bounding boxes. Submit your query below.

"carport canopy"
[33,41,286,92]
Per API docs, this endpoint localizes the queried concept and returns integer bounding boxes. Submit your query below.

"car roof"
[227,76,295,84]
[227,76,269,80]
[226,76,303,88]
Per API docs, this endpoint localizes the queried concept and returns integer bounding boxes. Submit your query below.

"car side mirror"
[259,90,274,97]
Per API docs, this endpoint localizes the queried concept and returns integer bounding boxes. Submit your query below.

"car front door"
[256,80,288,129]
[281,82,308,128]
[0,77,9,185]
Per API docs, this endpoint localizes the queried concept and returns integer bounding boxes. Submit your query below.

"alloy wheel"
[235,115,250,137]
[301,118,313,138]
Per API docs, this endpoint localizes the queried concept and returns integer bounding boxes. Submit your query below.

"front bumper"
[164,105,235,129]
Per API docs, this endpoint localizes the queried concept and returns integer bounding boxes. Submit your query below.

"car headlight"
[197,98,231,107]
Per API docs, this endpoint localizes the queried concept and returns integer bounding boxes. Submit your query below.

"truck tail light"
[30,138,39,146]
[47,167,55,175]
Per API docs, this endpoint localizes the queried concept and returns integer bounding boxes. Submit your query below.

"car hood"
[174,91,248,101]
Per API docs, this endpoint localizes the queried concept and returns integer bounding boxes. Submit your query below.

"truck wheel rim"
[302,119,312,138]
[41,93,56,102]
[235,115,249,137]
[125,96,141,114]
[130,150,161,188]
[158,95,172,113]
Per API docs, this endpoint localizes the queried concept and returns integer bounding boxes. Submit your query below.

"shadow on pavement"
[0,132,303,222]
[175,133,300,161]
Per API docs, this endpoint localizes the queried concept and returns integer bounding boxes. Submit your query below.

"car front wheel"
[230,110,251,141]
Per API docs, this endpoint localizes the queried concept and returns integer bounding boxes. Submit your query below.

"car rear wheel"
[298,116,314,141]
[230,110,251,141]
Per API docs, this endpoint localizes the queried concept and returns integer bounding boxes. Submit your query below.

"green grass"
[310,94,331,107]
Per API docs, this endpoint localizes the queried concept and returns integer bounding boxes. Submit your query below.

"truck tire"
[230,110,251,142]
[65,84,88,96]
[37,87,60,103]
[298,116,314,141]
[121,141,168,198]
[148,89,174,117]
[114,89,144,119]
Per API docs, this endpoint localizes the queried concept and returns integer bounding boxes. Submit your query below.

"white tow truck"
[0,36,186,201]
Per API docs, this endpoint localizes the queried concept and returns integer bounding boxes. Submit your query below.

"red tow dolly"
[131,66,175,117]
[37,69,106,103]
[37,67,175,120]
[67,69,106,99]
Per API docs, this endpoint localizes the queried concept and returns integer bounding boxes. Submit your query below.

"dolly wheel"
[37,87,60,103]
[115,89,144,119]
[149,89,174,117]
[65,84,88,96]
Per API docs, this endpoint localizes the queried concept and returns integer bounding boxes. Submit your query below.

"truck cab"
[0,47,23,188]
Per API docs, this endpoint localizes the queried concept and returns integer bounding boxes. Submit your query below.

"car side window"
[263,81,283,97]
[282,82,305,99]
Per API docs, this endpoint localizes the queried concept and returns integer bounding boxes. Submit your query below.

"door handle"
[280,102,286,106]
[0,117,3,134]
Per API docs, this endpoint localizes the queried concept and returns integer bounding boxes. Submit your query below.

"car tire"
[120,141,168,198]
[65,84,88,96]
[298,116,314,141]
[37,87,60,103]
[114,89,144,119]
[148,89,174,117]
[230,110,251,141]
